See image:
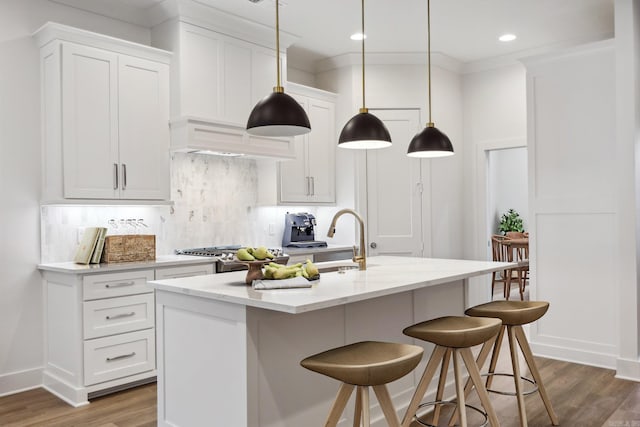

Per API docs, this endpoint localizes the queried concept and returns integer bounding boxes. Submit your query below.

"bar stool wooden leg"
[401,346,447,427]
[460,347,500,427]
[507,326,528,427]
[432,348,451,426]
[373,385,401,427]
[326,383,355,427]
[360,386,370,427]
[452,350,468,427]
[486,326,506,389]
[514,326,559,425]
[353,387,362,427]
[448,334,499,426]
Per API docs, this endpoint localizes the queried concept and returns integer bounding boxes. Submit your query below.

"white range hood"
[170,116,297,160]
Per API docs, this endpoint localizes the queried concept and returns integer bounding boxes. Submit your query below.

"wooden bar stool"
[301,341,424,427]
[455,301,559,427]
[401,316,503,427]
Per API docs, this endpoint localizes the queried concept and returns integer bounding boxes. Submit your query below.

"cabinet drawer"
[84,329,155,386]
[83,270,154,300]
[155,263,214,280]
[83,293,155,339]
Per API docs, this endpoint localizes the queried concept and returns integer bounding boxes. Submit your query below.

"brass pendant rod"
[427,0,432,125]
[276,0,282,89]
[361,0,366,109]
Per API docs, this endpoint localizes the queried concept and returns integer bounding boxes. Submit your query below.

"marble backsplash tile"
[40,153,344,263]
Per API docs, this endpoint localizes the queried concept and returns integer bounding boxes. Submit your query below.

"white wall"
[488,147,529,234]
[0,0,151,396]
[461,63,527,261]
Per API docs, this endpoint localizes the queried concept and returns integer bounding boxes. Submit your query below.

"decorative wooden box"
[101,235,156,263]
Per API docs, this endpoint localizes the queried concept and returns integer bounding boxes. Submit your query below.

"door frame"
[475,137,527,261]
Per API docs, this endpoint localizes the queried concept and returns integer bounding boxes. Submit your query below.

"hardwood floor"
[1,355,638,426]
[0,383,156,427]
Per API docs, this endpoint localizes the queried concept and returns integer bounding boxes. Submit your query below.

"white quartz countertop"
[37,255,215,274]
[148,256,516,314]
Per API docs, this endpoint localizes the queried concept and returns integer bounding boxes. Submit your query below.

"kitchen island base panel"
[155,281,467,426]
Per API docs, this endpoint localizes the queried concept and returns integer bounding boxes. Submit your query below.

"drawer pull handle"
[105,281,135,288]
[105,312,136,320]
[106,352,136,362]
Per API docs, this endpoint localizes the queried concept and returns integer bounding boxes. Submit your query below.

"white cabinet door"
[279,94,310,203]
[223,39,252,125]
[62,43,119,199]
[118,56,170,200]
[306,98,335,203]
[278,91,336,204]
[180,25,223,119]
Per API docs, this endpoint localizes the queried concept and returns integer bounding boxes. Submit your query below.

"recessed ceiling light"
[499,34,517,42]
[350,33,367,41]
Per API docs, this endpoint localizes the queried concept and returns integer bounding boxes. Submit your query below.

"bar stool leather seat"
[401,316,503,427]
[403,316,502,348]
[465,300,548,326]
[301,341,423,427]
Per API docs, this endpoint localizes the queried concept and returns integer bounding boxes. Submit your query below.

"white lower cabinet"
[84,329,156,386]
[39,261,215,406]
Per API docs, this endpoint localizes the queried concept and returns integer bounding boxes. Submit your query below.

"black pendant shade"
[407,124,454,158]
[338,110,392,149]
[246,89,311,137]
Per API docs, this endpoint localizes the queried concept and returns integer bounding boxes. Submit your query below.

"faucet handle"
[352,245,358,258]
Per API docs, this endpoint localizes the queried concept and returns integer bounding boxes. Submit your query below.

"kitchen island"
[148,256,514,427]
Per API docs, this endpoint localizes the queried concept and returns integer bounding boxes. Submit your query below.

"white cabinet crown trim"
[33,22,172,64]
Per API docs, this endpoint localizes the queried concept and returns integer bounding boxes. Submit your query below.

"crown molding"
[149,0,298,49]
[315,52,463,74]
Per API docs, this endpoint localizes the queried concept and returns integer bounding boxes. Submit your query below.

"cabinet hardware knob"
[370,242,377,249]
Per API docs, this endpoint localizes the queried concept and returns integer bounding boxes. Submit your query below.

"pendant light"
[338,0,391,149]
[246,0,311,137]
[407,0,454,158]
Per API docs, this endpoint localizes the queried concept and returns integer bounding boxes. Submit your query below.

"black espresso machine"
[282,212,328,248]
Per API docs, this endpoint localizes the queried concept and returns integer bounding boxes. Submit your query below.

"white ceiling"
[52,0,615,71]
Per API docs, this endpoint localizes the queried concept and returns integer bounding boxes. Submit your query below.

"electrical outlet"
[268,223,275,236]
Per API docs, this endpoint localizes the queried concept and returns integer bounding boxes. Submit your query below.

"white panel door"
[118,55,170,200]
[62,43,118,199]
[366,109,423,257]
[307,98,336,203]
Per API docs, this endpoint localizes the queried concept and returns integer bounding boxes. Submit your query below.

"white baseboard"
[529,341,617,370]
[0,367,43,397]
[42,371,89,407]
[616,357,640,382]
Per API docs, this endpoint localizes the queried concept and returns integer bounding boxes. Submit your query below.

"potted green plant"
[498,209,524,235]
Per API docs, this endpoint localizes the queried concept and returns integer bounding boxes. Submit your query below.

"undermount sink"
[315,261,360,273]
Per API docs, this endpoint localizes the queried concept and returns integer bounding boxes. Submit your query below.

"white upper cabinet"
[166,22,280,126]
[278,84,336,204]
[152,20,295,160]
[35,23,171,202]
